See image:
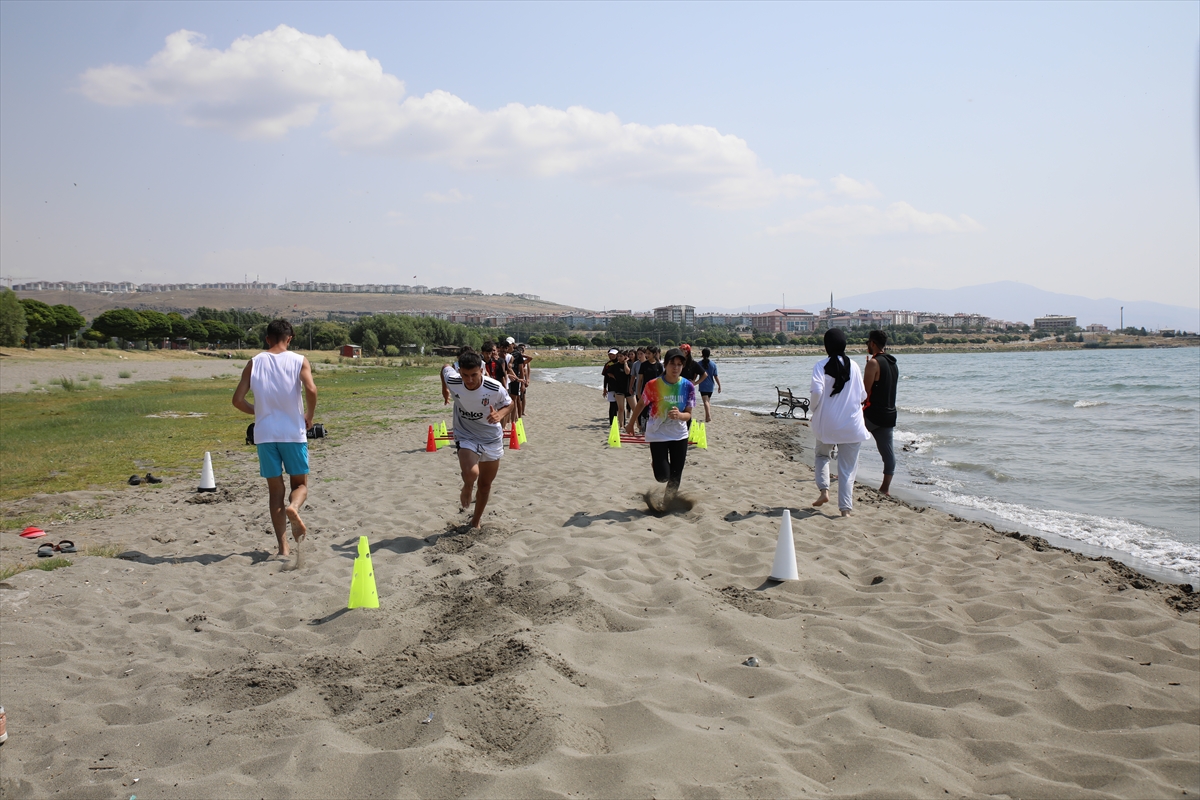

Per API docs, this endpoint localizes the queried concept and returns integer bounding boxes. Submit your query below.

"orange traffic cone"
[426,425,437,452]
[509,423,520,450]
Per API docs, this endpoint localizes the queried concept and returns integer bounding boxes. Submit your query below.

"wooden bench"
[774,386,810,420]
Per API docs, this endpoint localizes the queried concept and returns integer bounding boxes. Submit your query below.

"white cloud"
[766,202,984,237]
[831,174,881,199]
[81,25,813,207]
[423,189,471,204]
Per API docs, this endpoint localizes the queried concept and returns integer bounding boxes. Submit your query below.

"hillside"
[12,288,587,321]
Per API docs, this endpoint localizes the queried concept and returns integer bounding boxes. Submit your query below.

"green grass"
[0,557,72,580]
[0,364,438,503]
[118,371,131,379]
[0,543,124,580]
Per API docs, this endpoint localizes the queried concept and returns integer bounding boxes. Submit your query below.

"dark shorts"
[509,381,522,396]
[701,392,713,398]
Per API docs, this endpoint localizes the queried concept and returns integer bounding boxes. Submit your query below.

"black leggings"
[649,439,688,486]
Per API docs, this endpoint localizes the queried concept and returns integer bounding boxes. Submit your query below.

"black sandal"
[144,473,162,484]
[37,543,56,558]
[57,540,76,553]
[128,475,142,486]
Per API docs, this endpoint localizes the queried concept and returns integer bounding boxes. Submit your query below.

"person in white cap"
[601,348,630,427]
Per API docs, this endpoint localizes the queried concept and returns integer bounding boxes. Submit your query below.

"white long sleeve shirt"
[810,357,870,444]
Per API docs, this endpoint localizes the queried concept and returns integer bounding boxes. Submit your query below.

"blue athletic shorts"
[257,442,309,479]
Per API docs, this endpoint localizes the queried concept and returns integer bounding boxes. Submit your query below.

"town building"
[752,309,818,335]
[696,313,754,328]
[1034,315,1078,332]
[653,305,695,326]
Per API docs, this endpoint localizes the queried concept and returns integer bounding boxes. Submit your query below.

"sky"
[1,1,1197,312]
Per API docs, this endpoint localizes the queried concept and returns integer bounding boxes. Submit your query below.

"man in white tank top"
[233,320,318,556]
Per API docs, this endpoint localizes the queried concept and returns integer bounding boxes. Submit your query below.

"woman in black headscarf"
[808,328,870,515]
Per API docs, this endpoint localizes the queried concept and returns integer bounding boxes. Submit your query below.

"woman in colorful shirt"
[626,347,697,501]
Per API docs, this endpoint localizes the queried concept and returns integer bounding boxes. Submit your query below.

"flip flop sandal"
[57,540,77,553]
[19,526,46,539]
[144,474,163,484]
[128,475,142,486]
[37,543,57,558]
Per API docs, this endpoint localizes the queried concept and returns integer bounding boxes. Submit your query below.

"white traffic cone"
[769,509,799,581]
[198,451,217,493]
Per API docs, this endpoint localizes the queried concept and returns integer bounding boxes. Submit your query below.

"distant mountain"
[701,282,1199,331]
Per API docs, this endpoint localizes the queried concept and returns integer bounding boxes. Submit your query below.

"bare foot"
[460,483,473,509]
[812,490,830,507]
[840,509,852,517]
[285,505,307,546]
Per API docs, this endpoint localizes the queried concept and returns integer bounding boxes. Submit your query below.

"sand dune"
[1,381,1196,798]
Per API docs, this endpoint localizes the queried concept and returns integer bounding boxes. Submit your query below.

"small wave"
[900,406,954,415]
[927,490,1200,580]
[895,429,934,454]
[1073,400,1108,408]
[932,459,1013,482]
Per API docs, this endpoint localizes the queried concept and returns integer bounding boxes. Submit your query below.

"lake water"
[538,348,1200,583]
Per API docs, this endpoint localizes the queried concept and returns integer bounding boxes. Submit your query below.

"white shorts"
[456,438,503,463]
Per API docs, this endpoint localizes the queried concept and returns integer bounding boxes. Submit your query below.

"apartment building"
[653,305,695,326]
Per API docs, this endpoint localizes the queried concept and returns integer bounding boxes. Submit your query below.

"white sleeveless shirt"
[250,351,307,443]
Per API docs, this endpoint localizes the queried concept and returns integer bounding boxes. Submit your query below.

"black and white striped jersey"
[442,365,512,444]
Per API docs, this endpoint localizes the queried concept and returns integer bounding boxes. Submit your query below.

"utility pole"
[1120,306,1124,331]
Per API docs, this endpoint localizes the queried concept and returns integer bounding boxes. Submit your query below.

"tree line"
[0,292,489,353]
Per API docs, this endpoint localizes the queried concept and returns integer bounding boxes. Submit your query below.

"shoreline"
[536,365,1200,589]
[759,410,1197,599]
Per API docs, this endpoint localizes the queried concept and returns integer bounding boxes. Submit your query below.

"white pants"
[815,440,862,511]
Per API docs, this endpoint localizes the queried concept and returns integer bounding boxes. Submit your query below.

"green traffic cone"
[348,535,379,609]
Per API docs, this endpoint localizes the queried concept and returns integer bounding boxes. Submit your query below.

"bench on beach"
[774,386,810,420]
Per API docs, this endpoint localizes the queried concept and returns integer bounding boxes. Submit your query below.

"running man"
[442,350,514,529]
[626,347,696,504]
[232,319,318,556]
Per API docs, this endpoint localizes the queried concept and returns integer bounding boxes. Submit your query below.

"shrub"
[385,345,400,357]
[118,371,131,379]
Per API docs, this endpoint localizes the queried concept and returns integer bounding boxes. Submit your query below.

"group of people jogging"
[232,320,898,557]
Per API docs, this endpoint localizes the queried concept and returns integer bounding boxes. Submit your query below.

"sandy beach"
[0,348,247,393]
[0,380,1196,799]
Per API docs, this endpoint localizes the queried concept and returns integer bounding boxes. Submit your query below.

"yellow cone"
[688,421,699,443]
[435,420,447,449]
[347,535,379,609]
[697,421,708,450]
[608,417,622,448]
[516,418,527,444]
